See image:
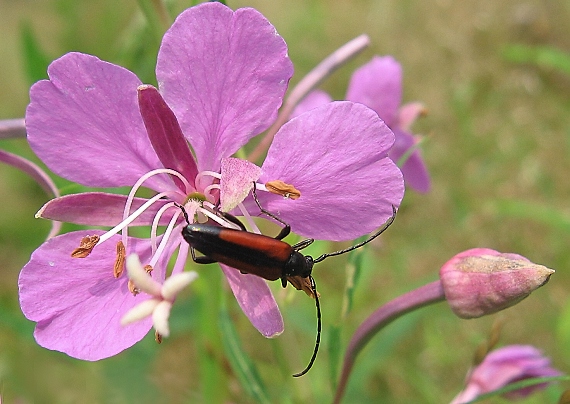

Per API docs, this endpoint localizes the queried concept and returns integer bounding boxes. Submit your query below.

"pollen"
[155,330,163,344]
[70,235,100,258]
[265,180,301,199]
[114,241,126,278]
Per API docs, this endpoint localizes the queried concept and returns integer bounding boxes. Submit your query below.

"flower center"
[68,167,243,280]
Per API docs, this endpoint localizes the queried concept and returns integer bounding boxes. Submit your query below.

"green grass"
[1,0,569,402]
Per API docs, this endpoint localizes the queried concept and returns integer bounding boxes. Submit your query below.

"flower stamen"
[195,170,221,201]
[148,211,181,268]
[71,235,100,258]
[150,203,181,252]
[94,192,171,248]
[265,180,301,199]
[114,241,126,278]
[235,202,261,234]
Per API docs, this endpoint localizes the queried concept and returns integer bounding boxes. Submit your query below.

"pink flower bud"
[440,248,554,319]
[451,345,562,403]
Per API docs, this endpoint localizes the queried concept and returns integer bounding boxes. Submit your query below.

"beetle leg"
[190,246,217,264]
[252,182,291,240]
[217,210,247,231]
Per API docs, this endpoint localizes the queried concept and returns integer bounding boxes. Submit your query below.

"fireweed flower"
[19,3,404,360]
[451,345,563,403]
[292,55,430,193]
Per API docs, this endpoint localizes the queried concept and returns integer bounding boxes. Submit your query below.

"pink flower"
[451,345,563,403]
[293,55,430,193]
[19,3,404,360]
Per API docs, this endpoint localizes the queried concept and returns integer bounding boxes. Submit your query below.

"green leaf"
[219,293,271,404]
[494,199,570,233]
[340,238,366,320]
[503,44,570,76]
[327,324,342,389]
[136,0,170,42]
[19,21,51,84]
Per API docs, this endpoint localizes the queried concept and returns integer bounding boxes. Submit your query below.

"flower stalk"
[333,280,446,404]
[248,34,370,162]
[0,147,61,238]
[0,118,26,139]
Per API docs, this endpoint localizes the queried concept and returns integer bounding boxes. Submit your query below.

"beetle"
[179,185,397,376]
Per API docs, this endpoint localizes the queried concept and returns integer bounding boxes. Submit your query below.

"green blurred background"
[1,0,570,402]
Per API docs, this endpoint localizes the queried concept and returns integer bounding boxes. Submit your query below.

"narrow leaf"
[219,293,271,404]
[503,44,570,76]
[19,21,52,84]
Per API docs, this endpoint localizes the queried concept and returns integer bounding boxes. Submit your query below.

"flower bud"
[440,248,554,319]
[451,345,562,403]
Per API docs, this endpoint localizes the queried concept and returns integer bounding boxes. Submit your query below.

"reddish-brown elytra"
[179,183,397,377]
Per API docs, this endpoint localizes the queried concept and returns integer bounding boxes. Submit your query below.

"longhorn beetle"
[179,184,397,377]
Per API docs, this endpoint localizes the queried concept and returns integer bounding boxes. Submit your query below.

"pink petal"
[138,85,198,191]
[221,264,284,337]
[390,129,431,193]
[290,90,333,119]
[26,52,168,190]
[220,157,262,212]
[260,102,404,240]
[37,192,172,226]
[18,232,168,360]
[157,3,293,172]
[460,345,563,400]
[396,102,426,132]
[346,56,402,127]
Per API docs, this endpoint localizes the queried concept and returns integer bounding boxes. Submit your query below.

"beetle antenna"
[252,182,291,240]
[174,202,190,225]
[292,275,321,377]
[313,205,397,264]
